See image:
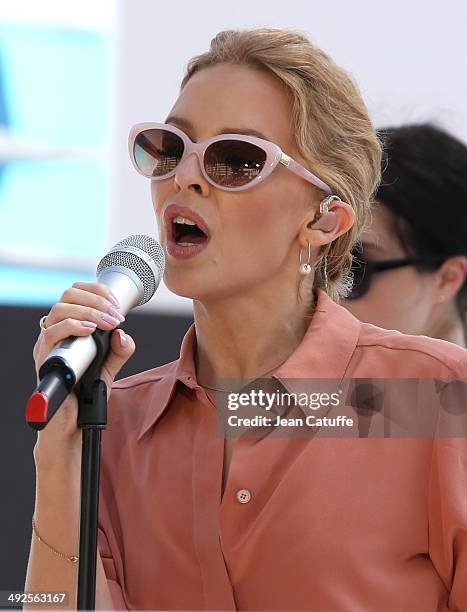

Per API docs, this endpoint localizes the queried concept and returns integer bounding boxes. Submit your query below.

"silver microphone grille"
[96,234,165,306]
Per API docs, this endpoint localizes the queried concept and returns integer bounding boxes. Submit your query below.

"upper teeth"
[173,216,196,226]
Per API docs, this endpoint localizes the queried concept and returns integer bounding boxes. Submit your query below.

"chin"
[163,274,210,301]
[164,277,197,299]
[166,276,244,304]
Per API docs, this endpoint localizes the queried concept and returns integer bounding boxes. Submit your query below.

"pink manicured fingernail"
[81,321,97,328]
[108,307,125,323]
[107,293,120,308]
[119,330,128,347]
[101,313,120,327]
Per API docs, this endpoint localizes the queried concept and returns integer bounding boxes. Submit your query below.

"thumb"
[100,328,136,392]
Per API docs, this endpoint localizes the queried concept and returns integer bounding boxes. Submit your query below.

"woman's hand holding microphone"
[32,280,135,465]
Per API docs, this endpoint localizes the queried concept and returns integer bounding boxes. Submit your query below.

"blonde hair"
[181,28,382,300]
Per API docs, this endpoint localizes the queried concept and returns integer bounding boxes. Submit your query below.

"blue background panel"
[0,25,111,305]
[0,26,110,145]
[0,159,108,259]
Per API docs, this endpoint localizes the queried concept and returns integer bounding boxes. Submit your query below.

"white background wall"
[110,0,467,313]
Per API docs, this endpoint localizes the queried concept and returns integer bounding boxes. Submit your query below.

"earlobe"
[435,255,467,302]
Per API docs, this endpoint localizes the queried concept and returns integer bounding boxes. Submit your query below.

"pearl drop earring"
[299,240,312,274]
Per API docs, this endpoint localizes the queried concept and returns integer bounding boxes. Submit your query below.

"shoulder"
[352,322,467,378]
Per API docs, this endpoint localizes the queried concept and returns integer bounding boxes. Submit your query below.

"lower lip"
[166,238,210,259]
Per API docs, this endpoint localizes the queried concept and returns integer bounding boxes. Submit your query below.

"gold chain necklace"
[197,382,234,393]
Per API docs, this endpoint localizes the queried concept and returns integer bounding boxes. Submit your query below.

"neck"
[429,302,466,348]
[193,280,315,385]
[434,322,466,347]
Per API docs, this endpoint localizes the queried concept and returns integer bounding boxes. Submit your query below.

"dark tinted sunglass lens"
[348,252,369,299]
[204,140,267,187]
[134,129,184,177]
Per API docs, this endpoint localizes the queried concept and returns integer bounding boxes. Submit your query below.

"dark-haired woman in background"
[344,123,467,347]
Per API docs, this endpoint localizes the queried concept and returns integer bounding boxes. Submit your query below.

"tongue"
[177,231,207,245]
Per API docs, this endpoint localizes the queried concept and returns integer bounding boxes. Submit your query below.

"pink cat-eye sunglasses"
[128,122,332,193]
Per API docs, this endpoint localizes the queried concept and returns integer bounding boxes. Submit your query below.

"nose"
[174,150,209,195]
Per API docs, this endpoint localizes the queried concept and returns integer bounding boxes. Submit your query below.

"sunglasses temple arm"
[287,158,332,194]
[372,259,419,272]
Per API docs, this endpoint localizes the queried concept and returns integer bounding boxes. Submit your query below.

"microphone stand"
[76,328,112,610]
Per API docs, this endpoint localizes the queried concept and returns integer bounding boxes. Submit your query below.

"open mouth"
[172,216,209,246]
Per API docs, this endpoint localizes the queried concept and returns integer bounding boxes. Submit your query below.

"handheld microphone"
[26,235,165,430]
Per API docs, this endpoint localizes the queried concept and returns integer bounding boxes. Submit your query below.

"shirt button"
[236,489,251,504]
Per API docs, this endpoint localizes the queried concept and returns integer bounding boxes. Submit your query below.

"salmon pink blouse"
[98,290,467,610]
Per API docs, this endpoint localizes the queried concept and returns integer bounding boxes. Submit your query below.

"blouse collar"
[136,290,361,441]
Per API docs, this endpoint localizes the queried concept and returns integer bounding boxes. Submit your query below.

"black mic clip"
[77,328,112,430]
